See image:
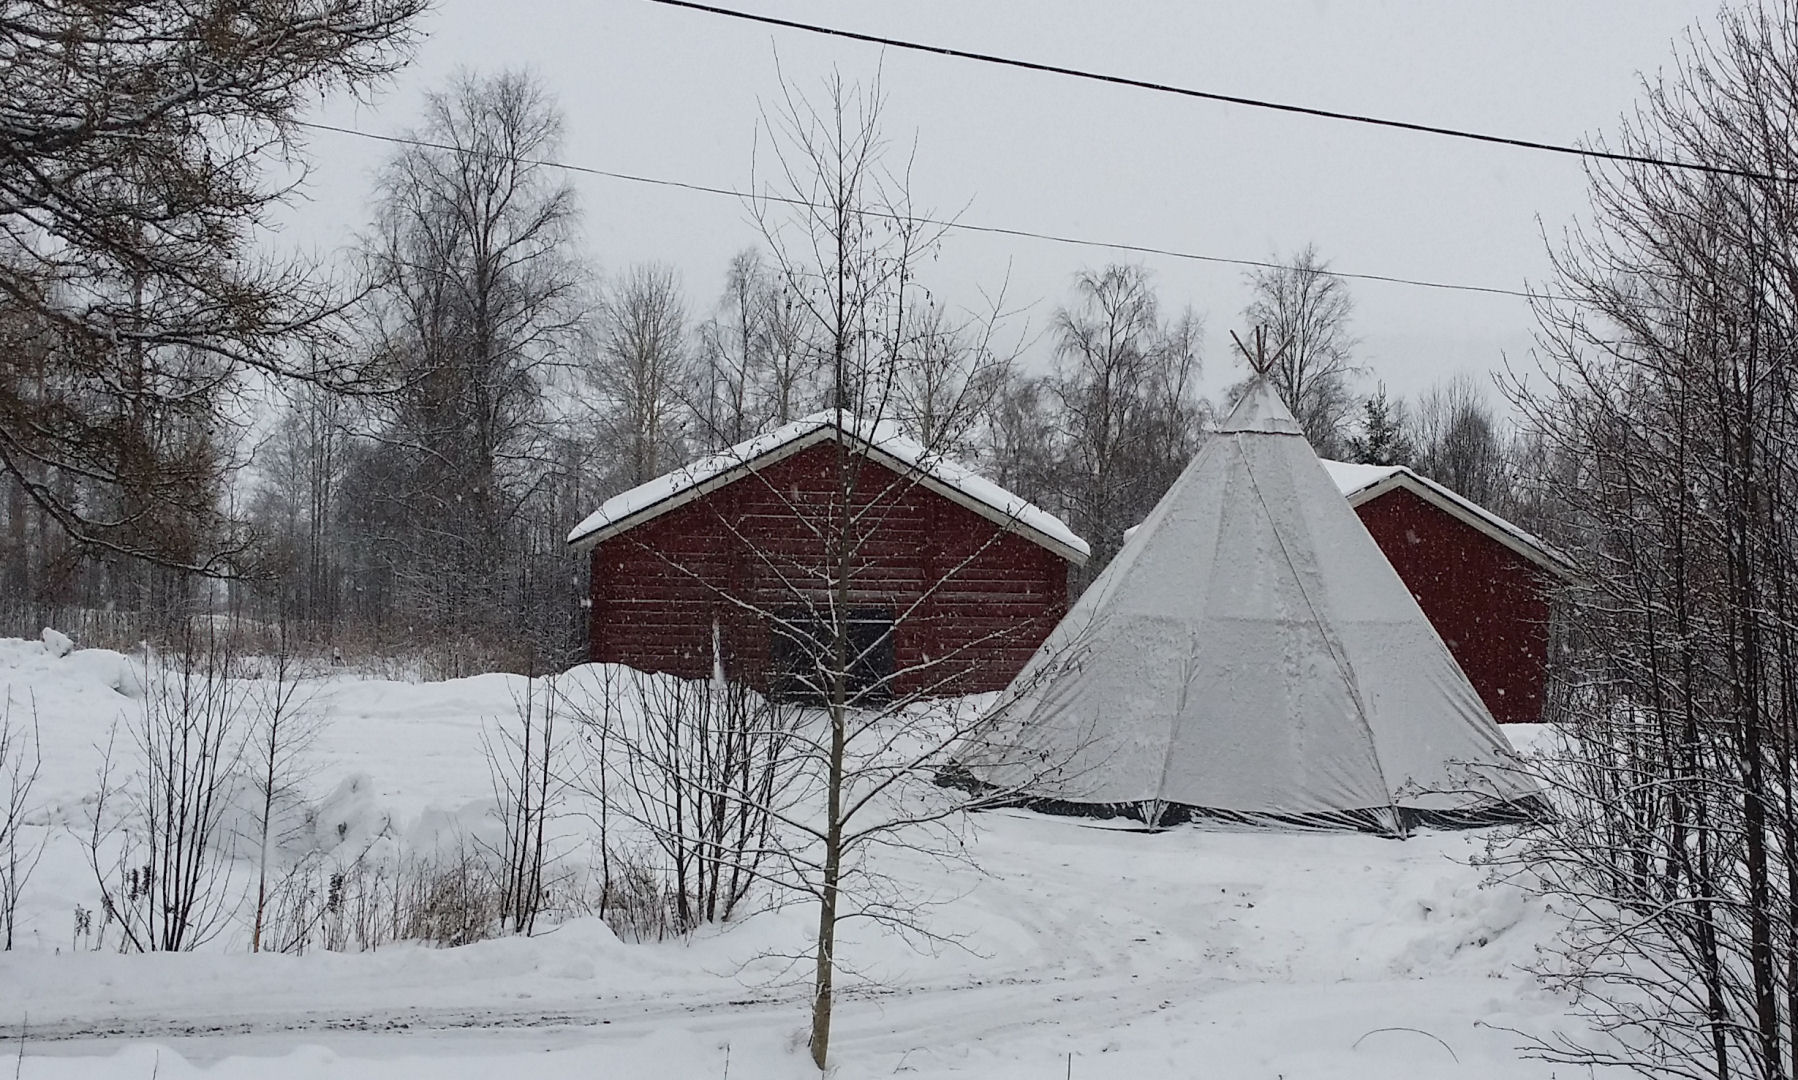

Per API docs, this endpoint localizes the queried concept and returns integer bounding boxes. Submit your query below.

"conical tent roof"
[959,380,1537,831]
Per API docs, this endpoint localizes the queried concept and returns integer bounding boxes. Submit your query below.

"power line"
[643,0,1790,187]
[298,119,1559,302]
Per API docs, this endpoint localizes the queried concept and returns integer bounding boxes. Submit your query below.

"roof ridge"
[566,414,1090,562]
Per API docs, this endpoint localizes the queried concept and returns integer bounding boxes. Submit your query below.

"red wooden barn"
[567,414,1090,699]
[1321,461,1572,724]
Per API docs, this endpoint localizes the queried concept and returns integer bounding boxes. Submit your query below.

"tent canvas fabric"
[956,381,1539,833]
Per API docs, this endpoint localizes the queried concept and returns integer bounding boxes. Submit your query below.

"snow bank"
[0,638,1594,1079]
[40,626,73,657]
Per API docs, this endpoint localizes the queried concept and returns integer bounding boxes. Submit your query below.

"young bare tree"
[754,72,936,1067]
[89,632,250,951]
[565,77,1095,1070]
[730,72,1093,1071]
[1239,245,1359,455]
[247,638,320,953]
[0,0,424,572]
[573,667,803,932]
[1506,6,1798,1077]
[0,692,44,950]
[482,669,566,936]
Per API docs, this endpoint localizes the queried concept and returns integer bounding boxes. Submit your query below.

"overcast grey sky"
[285,1,1719,407]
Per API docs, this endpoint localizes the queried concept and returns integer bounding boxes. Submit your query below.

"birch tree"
[353,69,583,648]
[590,264,691,486]
[1410,374,1508,506]
[1051,265,1206,585]
[569,73,1088,1072]
[1240,245,1358,456]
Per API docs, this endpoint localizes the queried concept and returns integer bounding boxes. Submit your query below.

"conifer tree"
[1346,385,1412,466]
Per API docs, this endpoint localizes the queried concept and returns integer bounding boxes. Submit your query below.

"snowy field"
[0,634,1596,1079]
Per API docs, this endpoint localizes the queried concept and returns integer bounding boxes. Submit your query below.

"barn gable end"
[581,435,1081,698]
[1315,460,1568,725]
[1348,483,1555,725]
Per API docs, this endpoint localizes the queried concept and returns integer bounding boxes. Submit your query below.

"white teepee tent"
[958,380,1539,833]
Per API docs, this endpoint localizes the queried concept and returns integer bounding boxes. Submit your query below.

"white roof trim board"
[957,381,1538,830]
[566,412,1091,565]
[1317,460,1573,578]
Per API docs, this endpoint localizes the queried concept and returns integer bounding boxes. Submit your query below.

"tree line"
[0,67,1528,669]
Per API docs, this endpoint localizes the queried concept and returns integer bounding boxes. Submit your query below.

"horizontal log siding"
[1352,487,1551,724]
[588,442,1072,696]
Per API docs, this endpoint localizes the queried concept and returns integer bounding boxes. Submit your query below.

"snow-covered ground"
[0,634,1591,1078]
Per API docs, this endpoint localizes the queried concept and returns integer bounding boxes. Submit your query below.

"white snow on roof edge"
[566,411,1091,561]
[1318,459,1573,576]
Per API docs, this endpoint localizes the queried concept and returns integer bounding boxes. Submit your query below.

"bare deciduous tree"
[249,380,350,631]
[691,248,820,449]
[574,667,802,932]
[0,691,44,949]
[694,249,770,451]
[1239,245,1358,456]
[1505,6,1798,1078]
[482,670,566,936]
[88,634,249,951]
[979,371,1060,513]
[352,69,584,652]
[891,296,1020,459]
[696,72,1098,1072]
[1410,373,1508,506]
[248,639,320,953]
[590,264,692,486]
[1051,264,1206,584]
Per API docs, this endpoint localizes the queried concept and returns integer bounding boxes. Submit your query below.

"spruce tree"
[1347,385,1413,466]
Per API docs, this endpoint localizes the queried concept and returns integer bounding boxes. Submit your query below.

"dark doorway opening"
[769,607,895,705]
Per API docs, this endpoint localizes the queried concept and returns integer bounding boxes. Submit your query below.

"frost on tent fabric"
[951,379,1544,836]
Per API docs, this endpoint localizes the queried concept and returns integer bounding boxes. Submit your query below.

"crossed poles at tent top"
[1231,326,1286,379]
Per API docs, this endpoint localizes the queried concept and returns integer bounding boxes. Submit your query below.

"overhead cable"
[644,0,1788,186]
[299,119,1560,302]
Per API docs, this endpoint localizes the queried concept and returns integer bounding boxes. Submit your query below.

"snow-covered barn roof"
[1318,460,1573,578]
[566,412,1091,565]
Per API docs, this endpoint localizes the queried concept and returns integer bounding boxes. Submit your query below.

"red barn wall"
[1352,487,1550,724]
[587,443,1072,696]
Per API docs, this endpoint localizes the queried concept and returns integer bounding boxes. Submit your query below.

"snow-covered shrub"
[480,673,569,936]
[569,666,802,933]
[86,636,250,951]
[395,846,503,947]
[0,691,43,949]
